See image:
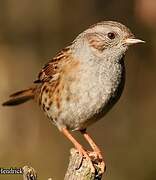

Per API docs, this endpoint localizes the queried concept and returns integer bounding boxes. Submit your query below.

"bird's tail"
[2,87,36,106]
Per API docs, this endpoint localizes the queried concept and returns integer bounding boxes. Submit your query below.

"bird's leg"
[81,129,105,162]
[61,127,95,172]
[80,129,106,173]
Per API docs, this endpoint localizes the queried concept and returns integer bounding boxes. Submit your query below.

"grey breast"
[55,55,125,131]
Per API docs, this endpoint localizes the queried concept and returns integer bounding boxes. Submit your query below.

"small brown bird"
[2,21,144,172]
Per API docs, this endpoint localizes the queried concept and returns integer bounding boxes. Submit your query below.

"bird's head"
[73,21,145,61]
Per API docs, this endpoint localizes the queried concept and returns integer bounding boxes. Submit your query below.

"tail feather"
[2,87,35,106]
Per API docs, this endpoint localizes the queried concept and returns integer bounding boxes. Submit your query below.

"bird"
[2,21,144,172]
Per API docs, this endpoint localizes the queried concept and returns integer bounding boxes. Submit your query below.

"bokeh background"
[0,0,156,179]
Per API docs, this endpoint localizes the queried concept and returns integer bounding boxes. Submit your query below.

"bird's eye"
[107,32,116,39]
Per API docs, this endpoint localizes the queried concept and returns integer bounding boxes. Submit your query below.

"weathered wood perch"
[64,148,105,180]
[22,148,105,180]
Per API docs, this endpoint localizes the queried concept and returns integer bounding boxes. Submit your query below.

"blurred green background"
[0,0,156,179]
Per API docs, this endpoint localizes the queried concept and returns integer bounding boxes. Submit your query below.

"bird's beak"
[124,38,145,45]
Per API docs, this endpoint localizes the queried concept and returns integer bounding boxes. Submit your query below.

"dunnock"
[2,21,144,172]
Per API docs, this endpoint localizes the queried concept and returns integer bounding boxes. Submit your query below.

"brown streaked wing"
[34,46,71,83]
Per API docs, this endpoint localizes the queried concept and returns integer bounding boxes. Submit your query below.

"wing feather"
[34,46,71,83]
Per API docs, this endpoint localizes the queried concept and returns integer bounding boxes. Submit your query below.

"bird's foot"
[76,145,95,173]
[87,150,106,174]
